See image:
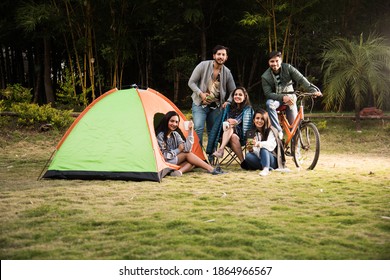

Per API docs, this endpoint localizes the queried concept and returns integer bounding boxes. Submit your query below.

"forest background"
[1,0,390,113]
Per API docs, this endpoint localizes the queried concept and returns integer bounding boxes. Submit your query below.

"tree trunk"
[27,47,35,91]
[119,61,125,90]
[355,107,361,131]
[4,47,12,84]
[200,28,207,61]
[272,1,277,50]
[173,70,180,103]
[43,37,55,105]
[0,47,6,89]
[64,0,86,100]
[200,21,207,61]
[135,43,144,87]
[62,33,77,97]
[33,68,41,104]
[32,43,41,104]
[146,38,152,87]
[282,16,291,63]
[86,0,95,100]
[247,51,259,89]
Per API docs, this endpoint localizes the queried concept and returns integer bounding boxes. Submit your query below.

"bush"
[56,68,87,111]
[11,103,74,129]
[0,100,6,112]
[384,122,390,133]
[0,84,32,106]
[0,84,74,130]
[316,120,328,131]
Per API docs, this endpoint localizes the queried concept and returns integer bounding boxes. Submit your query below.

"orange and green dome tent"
[42,87,204,182]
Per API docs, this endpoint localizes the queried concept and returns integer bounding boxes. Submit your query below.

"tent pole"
[37,149,56,181]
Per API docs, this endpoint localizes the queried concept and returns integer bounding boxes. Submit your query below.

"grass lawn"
[0,116,389,260]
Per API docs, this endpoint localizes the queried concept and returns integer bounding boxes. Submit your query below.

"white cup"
[183,121,190,130]
[222,121,230,131]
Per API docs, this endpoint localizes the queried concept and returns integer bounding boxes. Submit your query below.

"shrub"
[0,84,32,106]
[0,100,6,112]
[11,103,74,129]
[56,68,86,111]
[316,120,327,131]
[0,84,74,130]
[384,121,390,132]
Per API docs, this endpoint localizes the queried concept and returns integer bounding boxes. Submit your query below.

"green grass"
[0,117,389,259]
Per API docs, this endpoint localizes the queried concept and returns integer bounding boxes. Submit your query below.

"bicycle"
[277,91,321,170]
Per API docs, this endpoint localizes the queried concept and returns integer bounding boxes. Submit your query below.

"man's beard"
[272,66,281,73]
[214,59,224,65]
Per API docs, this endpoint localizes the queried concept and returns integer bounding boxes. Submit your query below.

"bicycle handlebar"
[295,91,322,98]
[282,83,322,98]
[282,90,322,98]
[280,90,322,113]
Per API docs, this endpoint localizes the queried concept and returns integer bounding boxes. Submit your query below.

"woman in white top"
[242,108,286,176]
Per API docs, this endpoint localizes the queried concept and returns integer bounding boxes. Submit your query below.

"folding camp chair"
[217,143,246,166]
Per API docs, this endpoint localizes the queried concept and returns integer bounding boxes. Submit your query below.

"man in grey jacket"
[188,45,236,147]
[261,51,321,139]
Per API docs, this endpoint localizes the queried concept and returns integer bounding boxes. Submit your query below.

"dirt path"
[315,153,390,173]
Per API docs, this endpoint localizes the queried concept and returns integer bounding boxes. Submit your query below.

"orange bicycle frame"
[278,104,304,146]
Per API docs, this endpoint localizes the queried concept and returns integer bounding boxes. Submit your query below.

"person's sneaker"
[259,168,270,176]
[278,131,284,140]
[274,168,291,173]
[209,167,226,175]
[170,170,182,177]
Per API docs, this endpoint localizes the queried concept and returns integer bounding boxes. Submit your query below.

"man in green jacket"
[261,51,321,139]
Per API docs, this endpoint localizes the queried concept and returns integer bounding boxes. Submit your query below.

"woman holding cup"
[241,108,286,176]
[155,111,225,176]
[212,87,253,163]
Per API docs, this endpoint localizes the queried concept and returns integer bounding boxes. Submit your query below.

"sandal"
[212,149,224,158]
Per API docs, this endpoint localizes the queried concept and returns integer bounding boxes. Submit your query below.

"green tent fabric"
[43,87,204,182]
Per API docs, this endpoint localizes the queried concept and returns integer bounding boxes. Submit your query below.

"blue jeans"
[192,103,221,147]
[266,99,297,132]
[244,149,277,170]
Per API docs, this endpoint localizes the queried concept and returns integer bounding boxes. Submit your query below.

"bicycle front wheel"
[292,121,320,170]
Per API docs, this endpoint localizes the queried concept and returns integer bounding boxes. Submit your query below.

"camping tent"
[42,87,204,182]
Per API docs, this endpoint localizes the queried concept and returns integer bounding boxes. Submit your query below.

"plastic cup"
[183,121,190,130]
[222,121,230,131]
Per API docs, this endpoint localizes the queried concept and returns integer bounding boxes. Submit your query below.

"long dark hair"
[155,111,180,142]
[253,108,272,138]
[230,86,251,113]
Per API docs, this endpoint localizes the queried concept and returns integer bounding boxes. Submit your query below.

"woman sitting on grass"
[241,108,286,176]
[156,111,224,176]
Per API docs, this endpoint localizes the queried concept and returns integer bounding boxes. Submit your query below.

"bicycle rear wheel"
[292,121,320,170]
